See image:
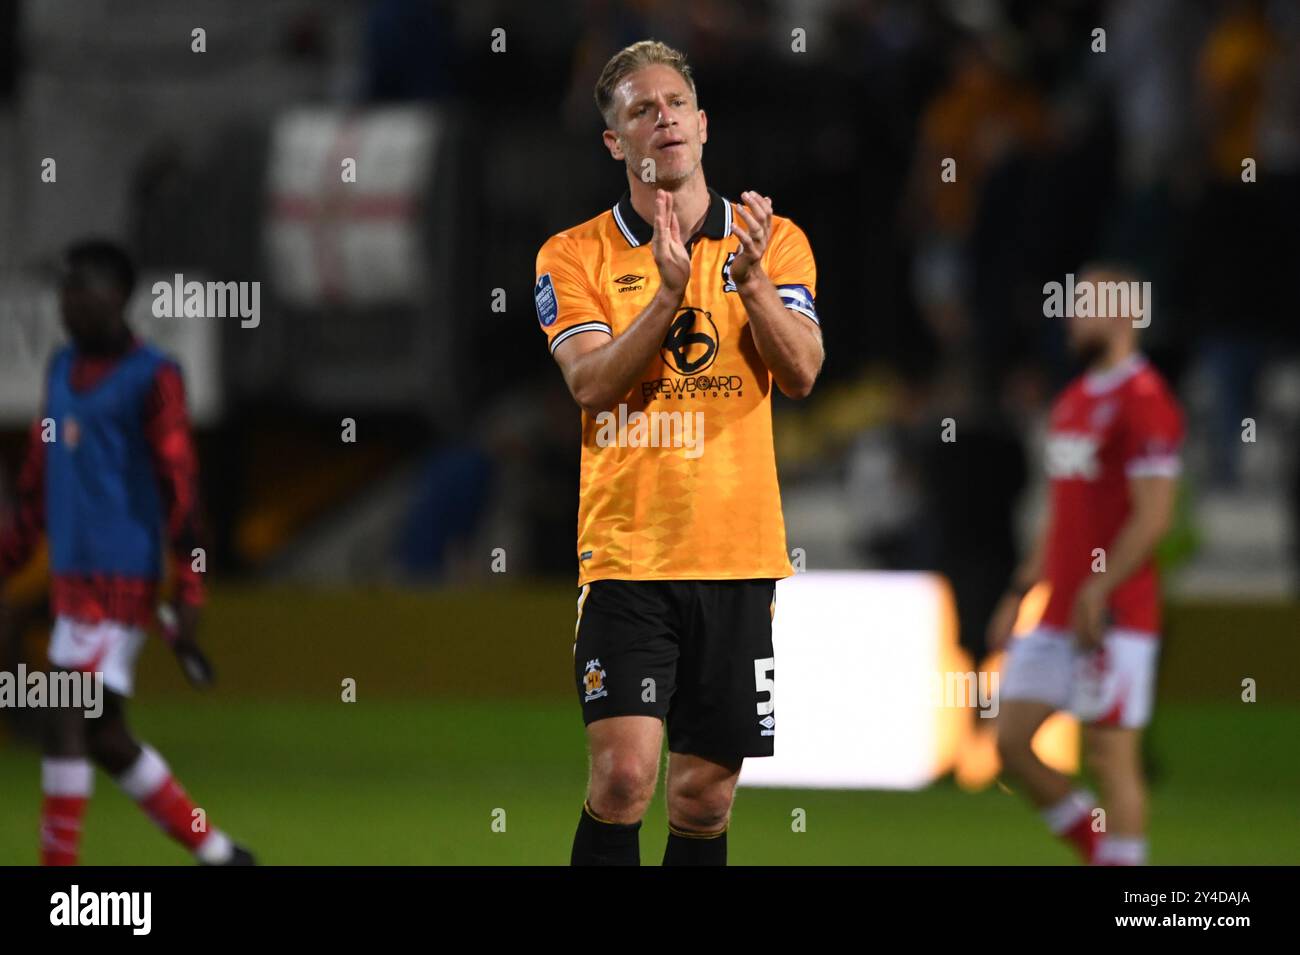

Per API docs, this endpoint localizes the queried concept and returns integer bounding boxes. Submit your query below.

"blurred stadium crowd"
[0,0,1297,665]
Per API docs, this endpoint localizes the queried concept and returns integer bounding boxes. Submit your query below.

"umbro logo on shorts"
[759,714,775,736]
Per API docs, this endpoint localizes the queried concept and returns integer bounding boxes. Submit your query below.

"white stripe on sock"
[1095,835,1147,865]
[42,757,93,797]
[195,829,234,864]
[1042,789,1097,834]
[115,744,170,800]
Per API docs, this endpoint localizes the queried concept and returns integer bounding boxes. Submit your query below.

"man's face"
[59,264,127,353]
[604,64,707,187]
[1067,269,1138,368]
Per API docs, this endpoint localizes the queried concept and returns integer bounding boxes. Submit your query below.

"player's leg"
[570,581,678,865]
[997,629,1101,861]
[81,620,253,864]
[39,617,98,865]
[995,700,1071,807]
[659,579,776,866]
[571,715,663,865]
[1073,629,1160,865]
[585,716,664,822]
[40,660,94,865]
[84,689,249,864]
[662,751,740,865]
[1082,725,1147,864]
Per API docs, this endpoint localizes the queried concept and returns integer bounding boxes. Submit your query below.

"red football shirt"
[1040,354,1184,635]
[0,339,206,626]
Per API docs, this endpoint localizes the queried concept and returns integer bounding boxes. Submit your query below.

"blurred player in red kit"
[0,240,254,865]
[988,264,1184,866]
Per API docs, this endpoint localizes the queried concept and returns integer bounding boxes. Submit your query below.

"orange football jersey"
[535,187,818,585]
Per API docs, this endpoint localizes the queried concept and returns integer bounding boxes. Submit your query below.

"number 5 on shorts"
[754,657,774,716]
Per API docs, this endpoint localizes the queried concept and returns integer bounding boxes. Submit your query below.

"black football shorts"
[571,578,778,761]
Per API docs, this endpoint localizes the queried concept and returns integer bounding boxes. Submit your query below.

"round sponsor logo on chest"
[1090,400,1118,429]
[661,307,719,375]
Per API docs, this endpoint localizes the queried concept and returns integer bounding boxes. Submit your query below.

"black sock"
[662,824,728,866]
[570,801,641,865]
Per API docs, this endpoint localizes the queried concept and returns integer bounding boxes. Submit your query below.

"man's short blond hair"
[594,40,697,129]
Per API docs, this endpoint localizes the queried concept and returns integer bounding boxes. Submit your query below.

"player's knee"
[1083,737,1136,784]
[43,705,87,757]
[590,755,656,816]
[667,785,732,832]
[1083,751,1117,789]
[996,728,1035,772]
[1082,734,1106,773]
[85,721,139,774]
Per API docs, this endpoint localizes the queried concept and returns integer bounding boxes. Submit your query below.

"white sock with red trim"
[1041,789,1100,862]
[115,744,234,864]
[41,757,94,866]
[1094,834,1147,866]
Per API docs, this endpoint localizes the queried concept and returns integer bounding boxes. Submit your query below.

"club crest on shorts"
[582,658,608,702]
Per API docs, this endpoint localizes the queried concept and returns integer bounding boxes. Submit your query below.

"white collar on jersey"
[1082,352,1146,395]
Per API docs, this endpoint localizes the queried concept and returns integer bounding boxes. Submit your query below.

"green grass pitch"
[0,700,1295,865]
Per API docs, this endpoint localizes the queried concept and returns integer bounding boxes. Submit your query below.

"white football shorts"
[1000,625,1159,728]
[48,616,147,697]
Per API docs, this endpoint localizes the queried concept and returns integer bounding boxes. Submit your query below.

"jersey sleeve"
[0,416,47,580]
[1121,381,1184,479]
[534,233,612,356]
[144,360,207,607]
[763,217,819,326]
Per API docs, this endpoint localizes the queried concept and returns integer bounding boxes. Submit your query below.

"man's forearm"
[0,418,47,580]
[1009,521,1050,593]
[1092,514,1166,597]
[566,287,683,413]
[736,267,822,398]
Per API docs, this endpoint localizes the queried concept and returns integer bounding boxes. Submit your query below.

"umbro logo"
[613,273,645,292]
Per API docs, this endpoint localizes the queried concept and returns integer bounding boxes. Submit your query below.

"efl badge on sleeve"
[535,273,558,328]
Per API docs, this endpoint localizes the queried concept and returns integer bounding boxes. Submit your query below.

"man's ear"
[603,128,624,161]
[698,109,707,145]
